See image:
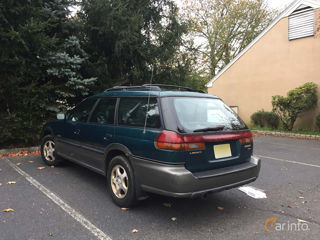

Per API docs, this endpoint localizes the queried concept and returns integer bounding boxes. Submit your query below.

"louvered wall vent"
[289,7,314,40]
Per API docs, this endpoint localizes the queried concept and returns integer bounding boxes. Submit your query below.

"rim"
[110,165,128,199]
[43,140,55,162]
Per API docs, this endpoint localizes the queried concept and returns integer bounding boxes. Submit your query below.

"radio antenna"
[143,65,154,134]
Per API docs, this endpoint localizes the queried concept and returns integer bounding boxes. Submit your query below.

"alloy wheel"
[43,140,55,162]
[111,165,128,199]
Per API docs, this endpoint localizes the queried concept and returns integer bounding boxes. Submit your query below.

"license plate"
[214,144,232,159]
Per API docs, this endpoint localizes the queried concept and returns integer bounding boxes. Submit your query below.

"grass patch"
[249,125,320,136]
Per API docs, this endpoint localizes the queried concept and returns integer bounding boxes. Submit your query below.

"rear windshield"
[172,97,247,132]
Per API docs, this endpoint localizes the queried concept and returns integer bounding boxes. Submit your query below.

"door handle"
[104,133,113,140]
[74,129,80,135]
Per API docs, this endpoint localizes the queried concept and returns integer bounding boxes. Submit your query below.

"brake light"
[239,131,253,144]
[155,130,253,151]
[155,131,205,151]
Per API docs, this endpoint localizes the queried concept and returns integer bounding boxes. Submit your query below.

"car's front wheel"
[107,155,137,207]
[41,135,62,166]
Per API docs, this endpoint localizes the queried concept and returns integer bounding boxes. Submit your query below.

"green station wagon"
[40,84,261,207]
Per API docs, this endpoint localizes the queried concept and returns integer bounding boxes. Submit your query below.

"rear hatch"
[160,97,253,172]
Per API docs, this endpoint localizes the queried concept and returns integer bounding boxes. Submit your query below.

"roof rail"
[142,84,205,93]
[104,84,205,93]
[104,85,161,92]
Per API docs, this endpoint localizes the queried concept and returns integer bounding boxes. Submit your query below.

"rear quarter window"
[118,97,161,128]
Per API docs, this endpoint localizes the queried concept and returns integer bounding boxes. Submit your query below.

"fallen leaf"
[297,219,308,223]
[7,181,16,184]
[287,205,292,208]
[171,217,177,221]
[132,229,139,233]
[16,163,22,166]
[163,202,172,208]
[3,208,14,212]
[28,161,34,163]
[121,208,128,211]
[50,165,55,168]
[217,206,224,211]
[37,167,46,170]
[0,150,40,159]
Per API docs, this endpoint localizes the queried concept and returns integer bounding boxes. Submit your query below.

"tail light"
[155,130,253,151]
[155,130,205,151]
[239,131,253,145]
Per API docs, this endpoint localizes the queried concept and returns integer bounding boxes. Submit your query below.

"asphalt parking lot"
[1,136,320,240]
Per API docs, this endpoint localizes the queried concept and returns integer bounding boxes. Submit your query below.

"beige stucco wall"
[208,10,320,129]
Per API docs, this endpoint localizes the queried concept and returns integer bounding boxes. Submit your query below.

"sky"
[266,0,295,10]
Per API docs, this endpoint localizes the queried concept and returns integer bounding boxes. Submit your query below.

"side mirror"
[57,113,65,120]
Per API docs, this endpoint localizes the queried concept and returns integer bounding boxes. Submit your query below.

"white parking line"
[238,186,267,199]
[5,159,111,240]
[256,154,320,168]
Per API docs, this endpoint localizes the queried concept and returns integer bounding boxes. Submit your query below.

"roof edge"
[206,0,320,88]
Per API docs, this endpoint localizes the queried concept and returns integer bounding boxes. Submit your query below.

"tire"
[107,155,137,207]
[40,135,62,166]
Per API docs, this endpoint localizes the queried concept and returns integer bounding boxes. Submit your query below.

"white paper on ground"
[238,186,267,199]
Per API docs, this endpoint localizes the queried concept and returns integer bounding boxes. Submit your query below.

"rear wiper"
[193,125,225,133]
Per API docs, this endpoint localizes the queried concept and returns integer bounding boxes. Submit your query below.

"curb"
[252,130,320,141]
[0,146,40,155]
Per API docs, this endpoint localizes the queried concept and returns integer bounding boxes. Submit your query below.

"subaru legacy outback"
[41,84,261,207]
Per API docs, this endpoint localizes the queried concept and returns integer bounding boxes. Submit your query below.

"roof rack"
[143,84,205,93]
[104,84,205,93]
[104,85,161,92]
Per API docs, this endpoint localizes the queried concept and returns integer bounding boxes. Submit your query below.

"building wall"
[208,10,320,129]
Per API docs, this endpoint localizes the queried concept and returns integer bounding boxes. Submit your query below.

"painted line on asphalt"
[238,186,267,199]
[5,159,111,240]
[256,154,320,168]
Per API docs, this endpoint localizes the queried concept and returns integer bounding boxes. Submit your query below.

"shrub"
[251,110,279,129]
[316,113,320,130]
[272,82,318,131]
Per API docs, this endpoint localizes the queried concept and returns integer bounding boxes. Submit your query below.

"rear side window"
[118,98,161,128]
[89,98,117,125]
[67,98,97,122]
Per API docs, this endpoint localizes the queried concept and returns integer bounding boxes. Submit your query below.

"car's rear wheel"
[41,135,62,166]
[107,155,137,207]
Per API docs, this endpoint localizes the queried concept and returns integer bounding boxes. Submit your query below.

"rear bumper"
[132,156,261,198]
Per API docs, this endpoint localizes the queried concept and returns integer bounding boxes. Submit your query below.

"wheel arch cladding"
[105,143,133,171]
[41,128,53,138]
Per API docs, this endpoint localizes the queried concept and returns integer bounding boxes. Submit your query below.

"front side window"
[67,98,97,122]
[172,97,247,132]
[89,98,117,125]
[118,98,161,128]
